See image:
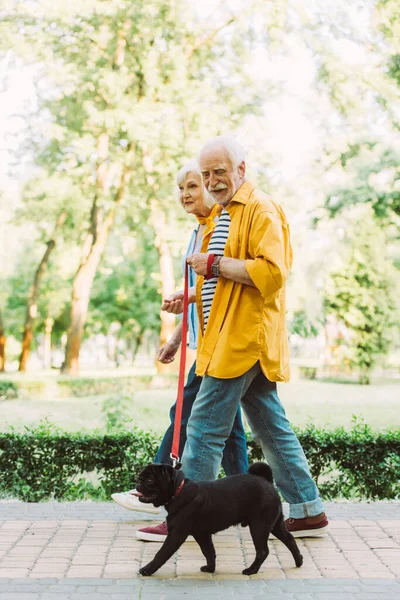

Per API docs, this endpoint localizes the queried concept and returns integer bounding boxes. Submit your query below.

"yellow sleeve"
[245,208,293,298]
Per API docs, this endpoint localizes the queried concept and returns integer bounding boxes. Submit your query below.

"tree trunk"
[18,211,67,372]
[61,28,134,376]
[131,331,144,364]
[150,202,176,373]
[0,309,5,372]
[62,161,130,375]
[43,316,54,370]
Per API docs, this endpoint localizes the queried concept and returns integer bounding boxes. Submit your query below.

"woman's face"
[178,171,210,217]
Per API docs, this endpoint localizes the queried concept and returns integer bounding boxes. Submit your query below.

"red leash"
[170,261,189,468]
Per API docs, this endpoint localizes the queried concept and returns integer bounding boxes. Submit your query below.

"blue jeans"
[181,361,324,518]
[155,360,248,476]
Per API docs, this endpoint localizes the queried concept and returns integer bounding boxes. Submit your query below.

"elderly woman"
[112,161,248,541]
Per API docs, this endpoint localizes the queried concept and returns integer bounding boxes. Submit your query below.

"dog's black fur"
[136,462,303,576]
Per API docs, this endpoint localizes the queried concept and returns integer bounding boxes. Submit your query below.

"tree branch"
[186,16,236,58]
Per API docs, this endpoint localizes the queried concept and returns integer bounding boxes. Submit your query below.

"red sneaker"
[285,512,329,537]
[136,521,168,542]
[136,521,195,542]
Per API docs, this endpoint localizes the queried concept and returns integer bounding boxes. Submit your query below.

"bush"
[248,419,400,500]
[0,419,399,502]
[0,374,177,400]
[0,381,18,401]
[0,421,161,501]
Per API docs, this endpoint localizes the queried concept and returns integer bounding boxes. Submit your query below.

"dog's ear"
[163,464,184,487]
[163,464,177,481]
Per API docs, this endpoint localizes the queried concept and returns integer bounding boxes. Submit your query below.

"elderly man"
[180,136,328,537]
[137,136,328,542]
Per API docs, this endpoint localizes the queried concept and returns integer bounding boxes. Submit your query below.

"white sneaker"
[111,489,161,514]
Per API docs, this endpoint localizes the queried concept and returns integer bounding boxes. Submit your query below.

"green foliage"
[0,374,168,399]
[102,394,135,433]
[324,210,399,383]
[0,420,161,502]
[87,226,161,345]
[0,0,261,360]
[0,418,399,501]
[248,418,400,500]
[326,144,400,221]
[289,310,319,339]
[0,381,18,401]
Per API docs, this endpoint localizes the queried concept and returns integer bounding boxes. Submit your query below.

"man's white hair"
[176,160,215,208]
[198,136,246,169]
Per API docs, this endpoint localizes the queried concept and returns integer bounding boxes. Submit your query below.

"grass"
[0,377,399,434]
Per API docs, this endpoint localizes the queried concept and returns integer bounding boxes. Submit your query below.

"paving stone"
[0,502,399,598]
[0,594,41,600]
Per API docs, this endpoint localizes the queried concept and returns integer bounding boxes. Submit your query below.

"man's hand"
[157,339,180,364]
[186,253,209,276]
[161,291,184,314]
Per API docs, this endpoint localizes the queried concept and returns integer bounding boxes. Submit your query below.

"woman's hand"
[161,291,185,314]
[157,339,180,364]
[161,287,196,314]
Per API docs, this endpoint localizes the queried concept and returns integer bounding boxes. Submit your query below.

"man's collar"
[227,180,256,207]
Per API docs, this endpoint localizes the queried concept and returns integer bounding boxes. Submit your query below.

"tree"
[325,143,400,224]
[87,226,161,364]
[0,309,5,372]
[1,0,257,374]
[324,208,398,384]
[19,210,66,371]
[321,1,400,226]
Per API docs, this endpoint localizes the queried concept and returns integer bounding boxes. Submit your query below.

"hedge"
[0,374,177,400]
[0,420,399,501]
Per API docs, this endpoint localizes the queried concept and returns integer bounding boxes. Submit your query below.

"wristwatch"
[211,255,222,277]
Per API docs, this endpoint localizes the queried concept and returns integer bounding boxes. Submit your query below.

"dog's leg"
[193,533,216,573]
[139,533,187,576]
[271,516,303,568]
[242,521,270,576]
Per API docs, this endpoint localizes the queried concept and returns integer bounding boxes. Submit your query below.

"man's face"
[199,146,245,206]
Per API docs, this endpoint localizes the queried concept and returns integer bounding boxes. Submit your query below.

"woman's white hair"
[198,136,246,169]
[176,160,215,208]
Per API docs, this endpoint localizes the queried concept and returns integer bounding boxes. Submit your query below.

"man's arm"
[187,208,292,296]
[186,253,255,287]
[218,257,256,287]
[244,209,292,297]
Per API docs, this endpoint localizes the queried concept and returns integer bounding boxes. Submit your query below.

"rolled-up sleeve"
[245,209,293,298]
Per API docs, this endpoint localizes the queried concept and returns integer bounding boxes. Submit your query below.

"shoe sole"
[111,495,161,515]
[136,532,195,542]
[289,525,330,538]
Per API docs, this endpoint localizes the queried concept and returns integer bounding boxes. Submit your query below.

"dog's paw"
[242,566,259,576]
[200,565,215,573]
[139,565,155,576]
[295,554,304,568]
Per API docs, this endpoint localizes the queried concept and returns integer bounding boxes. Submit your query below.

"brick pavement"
[0,502,399,599]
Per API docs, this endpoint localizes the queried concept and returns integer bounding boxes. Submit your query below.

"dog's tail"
[248,462,274,483]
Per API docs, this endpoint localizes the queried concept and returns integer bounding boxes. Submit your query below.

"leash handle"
[170,261,189,468]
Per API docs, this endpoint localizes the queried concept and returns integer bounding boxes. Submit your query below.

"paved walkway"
[0,502,399,599]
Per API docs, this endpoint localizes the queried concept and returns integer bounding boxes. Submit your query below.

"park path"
[0,501,399,599]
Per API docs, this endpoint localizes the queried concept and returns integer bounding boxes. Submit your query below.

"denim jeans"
[155,360,248,476]
[181,361,324,518]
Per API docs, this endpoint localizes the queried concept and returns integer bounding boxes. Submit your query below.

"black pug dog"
[135,462,303,576]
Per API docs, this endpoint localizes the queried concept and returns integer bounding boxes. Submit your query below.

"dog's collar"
[172,479,185,499]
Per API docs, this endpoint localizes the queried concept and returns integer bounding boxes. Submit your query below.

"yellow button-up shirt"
[195,180,293,381]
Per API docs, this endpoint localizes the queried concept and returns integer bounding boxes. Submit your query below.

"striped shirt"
[182,227,202,349]
[201,209,231,331]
